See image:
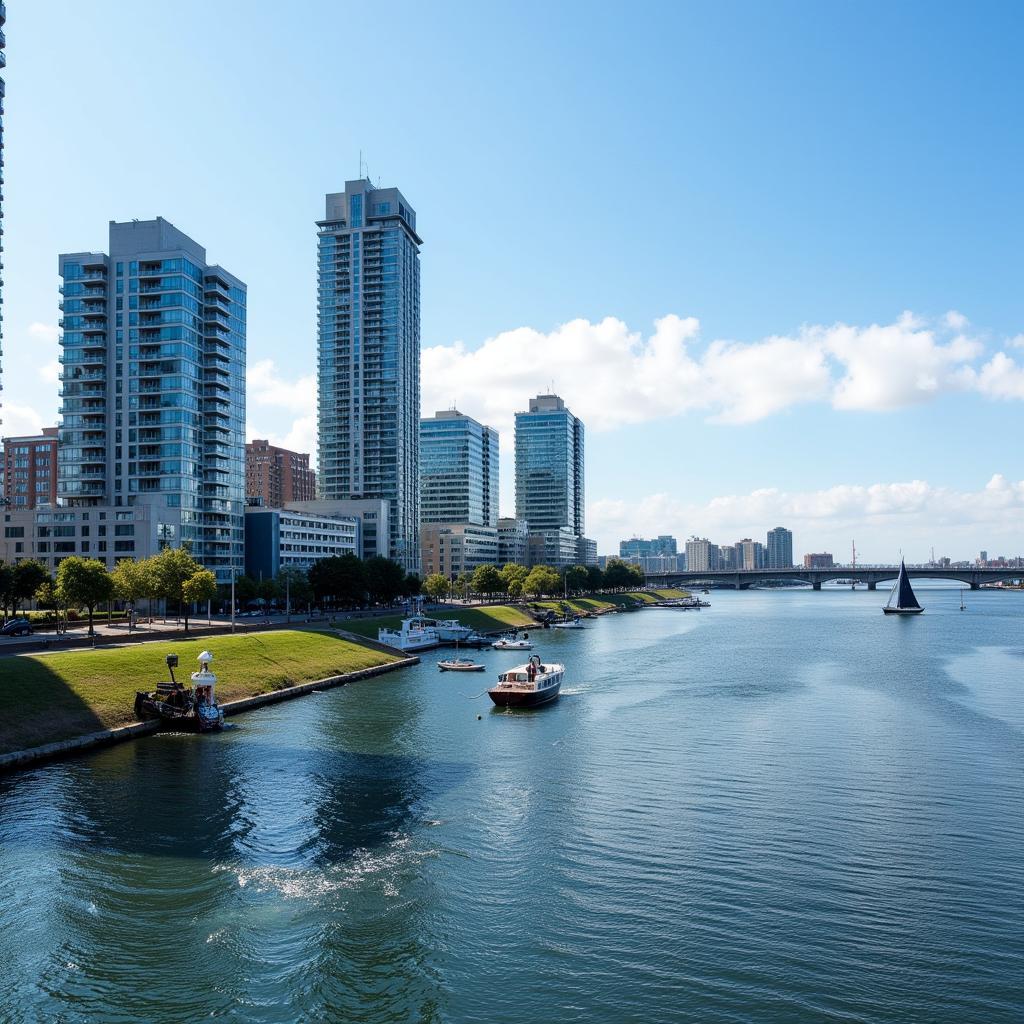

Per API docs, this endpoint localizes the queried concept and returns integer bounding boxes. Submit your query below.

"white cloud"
[969,352,1024,400]
[247,358,316,413]
[423,310,1007,439]
[28,323,59,344]
[589,475,1024,561]
[1,401,45,438]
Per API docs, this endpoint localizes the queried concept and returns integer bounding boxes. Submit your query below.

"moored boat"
[883,559,924,615]
[134,652,224,732]
[492,632,534,650]
[437,658,485,672]
[488,655,564,707]
[552,615,586,629]
[378,617,440,651]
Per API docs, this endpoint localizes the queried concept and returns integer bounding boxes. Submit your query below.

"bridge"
[645,567,1024,591]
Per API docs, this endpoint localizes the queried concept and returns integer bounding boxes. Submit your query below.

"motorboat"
[883,559,924,615]
[552,615,587,629]
[437,657,485,672]
[488,655,564,708]
[492,632,534,650]
[419,617,476,642]
[134,652,224,732]
[378,617,440,651]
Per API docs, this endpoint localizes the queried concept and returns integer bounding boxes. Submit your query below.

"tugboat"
[488,655,564,708]
[134,652,225,732]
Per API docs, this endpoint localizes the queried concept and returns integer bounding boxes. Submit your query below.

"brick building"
[2,427,58,509]
[246,439,316,508]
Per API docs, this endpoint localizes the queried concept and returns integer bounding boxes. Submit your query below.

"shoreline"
[0,639,418,775]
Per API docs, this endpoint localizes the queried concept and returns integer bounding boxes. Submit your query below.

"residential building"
[528,526,581,570]
[420,409,498,527]
[737,537,766,570]
[515,394,584,534]
[804,552,834,569]
[619,535,677,559]
[284,497,389,562]
[246,439,316,507]
[578,536,598,566]
[686,537,720,572]
[766,526,794,569]
[420,523,499,579]
[497,517,529,566]
[58,218,245,582]
[718,544,740,571]
[244,506,359,581]
[2,428,58,509]
[515,394,593,567]
[1,504,162,573]
[317,179,421,573]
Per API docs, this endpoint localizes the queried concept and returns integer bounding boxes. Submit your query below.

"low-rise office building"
[497,517,529,566]
[804,552,834,569]
[2,428,58,510]
[420,523,499,578]
[244,506,359,580]
[283,498,389,562]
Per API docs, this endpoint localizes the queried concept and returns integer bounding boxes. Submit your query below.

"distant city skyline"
[2,2,1022,562]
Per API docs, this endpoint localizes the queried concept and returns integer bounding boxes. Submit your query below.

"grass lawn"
[340,604,534,639]
[0,630,399,755]
[528,588,691,616]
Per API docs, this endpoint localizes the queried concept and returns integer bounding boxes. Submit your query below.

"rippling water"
[1,587,1023,1022]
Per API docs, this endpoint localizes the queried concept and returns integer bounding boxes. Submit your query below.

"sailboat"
[883,559,924,615]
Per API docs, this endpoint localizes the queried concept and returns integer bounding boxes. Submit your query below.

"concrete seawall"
[0,655,419,775]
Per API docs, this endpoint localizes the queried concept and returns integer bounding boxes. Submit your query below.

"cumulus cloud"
[590,475,1024,560]
[423,310,1009,440]
[247,358,316,413]
[1,401,45,438]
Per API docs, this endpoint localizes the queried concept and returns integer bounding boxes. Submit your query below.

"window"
[3,527,24,538]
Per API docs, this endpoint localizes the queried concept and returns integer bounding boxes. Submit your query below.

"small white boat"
[420,617,476,642]
[437,658,485,672]
[488,656,564,707]
[552,615,587,629]
[492,632,534,650]
[378,617,440,651]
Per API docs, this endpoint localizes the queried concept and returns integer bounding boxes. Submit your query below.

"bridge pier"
[812,581,821,591]
[868,581,877,591]
[970,581,980,590]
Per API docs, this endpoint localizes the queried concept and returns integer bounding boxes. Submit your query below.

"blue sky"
[4,1,1023,561]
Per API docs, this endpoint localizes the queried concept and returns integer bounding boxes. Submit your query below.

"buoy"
[477,715,482,720]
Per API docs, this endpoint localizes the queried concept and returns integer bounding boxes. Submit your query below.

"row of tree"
[0,547,218,635]
[420,559,646,602]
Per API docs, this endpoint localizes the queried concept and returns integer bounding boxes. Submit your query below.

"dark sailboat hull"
[882,607,924,615]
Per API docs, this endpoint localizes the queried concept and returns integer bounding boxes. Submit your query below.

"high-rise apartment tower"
[316,179,421,572]
[58,218,246,582]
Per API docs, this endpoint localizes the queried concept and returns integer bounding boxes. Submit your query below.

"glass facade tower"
[420,410,498,527]
[766,526,794,569]
[317,179,422,572]
[57,218,245,582]
[514,394,585,535]
[0,4,6,426]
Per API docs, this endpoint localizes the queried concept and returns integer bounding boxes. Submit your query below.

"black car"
[0,618,32,637]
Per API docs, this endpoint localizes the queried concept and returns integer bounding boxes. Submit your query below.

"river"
[1,586,1022,1023]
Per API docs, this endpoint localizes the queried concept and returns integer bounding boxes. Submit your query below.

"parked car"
[0,618,32,637]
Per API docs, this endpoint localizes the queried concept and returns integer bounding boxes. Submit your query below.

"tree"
[586,564,604,591]
[309,554,367,608]
[35,580,62,631]
[233,574,259,609]
[524,565,560,598]
[603,558,641,590]
[500,562,529,594]
[507,578,524,601]
[149,546,204,632]
[55,556,114,636]
[12,560,49,612]
[423,573,451,603]
[182,569,218,629]
[277,567,313,614]
[454,571,473,601]
[364,556,406,605]
[402,573,422,598]
[563,565,589,594]
[472,564,503,599]
[0,561,13,621]
[111,558,152,626]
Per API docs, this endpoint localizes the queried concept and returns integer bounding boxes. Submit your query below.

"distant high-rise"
[686,537,720,573]
[246,439,316,507]
[737,537,765,570]
[766,526,793,569]
[515,394,585,566]
[58,218,246,581]
[420,410,498,527]
[317,179,421,572]
[620,535,677,559]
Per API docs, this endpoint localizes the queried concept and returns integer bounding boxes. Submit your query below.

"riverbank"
[530,588,691,616]
[0,629,403,758]
[341,604,536,639]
